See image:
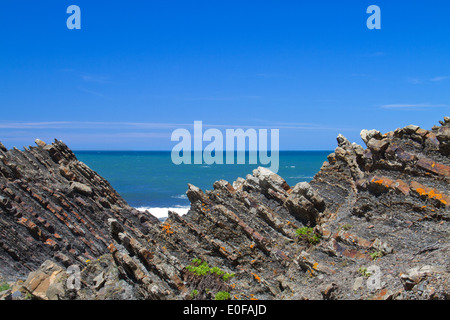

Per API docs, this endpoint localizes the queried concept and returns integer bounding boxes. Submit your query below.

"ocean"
[74,151,331,219]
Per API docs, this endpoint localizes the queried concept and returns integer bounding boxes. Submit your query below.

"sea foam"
[136,206,190,219]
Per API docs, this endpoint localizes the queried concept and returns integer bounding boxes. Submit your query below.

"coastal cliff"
[0,118,449,300]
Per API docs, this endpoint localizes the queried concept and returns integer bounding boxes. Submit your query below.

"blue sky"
[0,1,449,150]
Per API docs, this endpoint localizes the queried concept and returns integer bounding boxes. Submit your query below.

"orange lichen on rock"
[45,238,57,247]
[410,181,449,206]
[161,222,174,235]
[107,243,117,254]
[251,273,261,282]
[372,178,386,185]
[306,269,315,277]
[369,176,410,195]
[336,230,373,248]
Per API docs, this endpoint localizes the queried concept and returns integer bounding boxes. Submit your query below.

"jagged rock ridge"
[0,117,449,300]
[0,139,158,278]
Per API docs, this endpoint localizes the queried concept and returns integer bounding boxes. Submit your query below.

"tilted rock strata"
[1,117,449,300]
[0,139,158,278]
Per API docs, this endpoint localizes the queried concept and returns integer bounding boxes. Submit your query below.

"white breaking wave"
[136,206,190,219]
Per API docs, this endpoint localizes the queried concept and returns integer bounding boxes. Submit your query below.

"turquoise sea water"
[74,151,330,216]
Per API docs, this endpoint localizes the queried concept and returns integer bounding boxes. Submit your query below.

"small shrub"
[296,227,321,245]
[185,259,234,281]
[185,259,235,300]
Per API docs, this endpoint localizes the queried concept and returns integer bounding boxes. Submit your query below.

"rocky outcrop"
[0,139,159,278]
[1,117,449,300]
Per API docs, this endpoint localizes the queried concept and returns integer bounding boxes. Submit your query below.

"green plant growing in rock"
[214,291,231,300]
[296,227,321,245]
[186,259,235,281]
[223,273,235,282]
[210,266,224,276]
[370,251,383,261]
[186,260,211,276]
[190,289,199,298]
[0,282,10,292]
[358,267,372,278]
[184,259,235,300]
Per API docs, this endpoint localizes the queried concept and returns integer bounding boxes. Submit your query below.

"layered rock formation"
[0,139,158,278]
[1,118,449,300]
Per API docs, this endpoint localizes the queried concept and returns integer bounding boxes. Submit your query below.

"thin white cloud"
[61,69,110,84]
[406,77,423,85]
[430,76,449,82]
[77,86,111,100]
[80,73,109,83]
[0,121,185,130]
[406,75,450,84]
[0,121,73,129]
[381,103,448,109]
